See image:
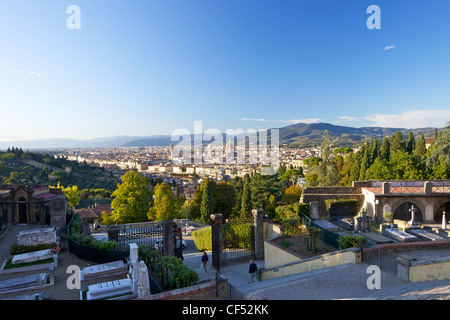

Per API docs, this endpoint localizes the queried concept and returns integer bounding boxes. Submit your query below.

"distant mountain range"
[277,123,437,147]
[0,123,438,150]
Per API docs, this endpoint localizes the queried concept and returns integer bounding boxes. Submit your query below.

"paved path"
[183,246,450,300]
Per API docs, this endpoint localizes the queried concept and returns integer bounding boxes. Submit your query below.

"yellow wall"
[261,240,361,281]
[409,260,450,282]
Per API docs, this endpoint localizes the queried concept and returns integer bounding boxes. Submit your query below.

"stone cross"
[408,205,419,228]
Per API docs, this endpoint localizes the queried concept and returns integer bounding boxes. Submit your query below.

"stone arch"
[435,201,450,223]
[392,200,424,222]
[17,196,28,224]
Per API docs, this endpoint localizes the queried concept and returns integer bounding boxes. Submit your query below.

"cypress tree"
[390,131,406,155]
[200,178,214,224]
[414,134,427,157]
[240,174,252,218]
[380,137,391,161]
[406,132,416,155]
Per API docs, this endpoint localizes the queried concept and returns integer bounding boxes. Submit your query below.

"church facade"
[0,185,67,227]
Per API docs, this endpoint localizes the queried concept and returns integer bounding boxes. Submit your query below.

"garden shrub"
[10,243,57,255]
[138,245,199,290]
[337,235,367,250]
[192,227,212,251]
[69,213,118,250]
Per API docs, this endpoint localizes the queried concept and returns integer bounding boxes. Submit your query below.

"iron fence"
[116,221,164,251]
[222,217,256,266]
[215,273,245,300]
[361,244,399,275]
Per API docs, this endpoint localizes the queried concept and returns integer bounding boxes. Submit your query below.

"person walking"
[248,260,258,283]
[201,251,209,273]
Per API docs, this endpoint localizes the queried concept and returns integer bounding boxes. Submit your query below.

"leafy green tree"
[426,122,450,176]
[365,158,392,180]
[281,185,302,205]
[414,134,427,157]
[215,180,236,219]
[62,185,80,211]
[306,131,339,187]
[390,131,406,155]
[110,170,153,223]
[148,182,179,221]
[280,168,304,186]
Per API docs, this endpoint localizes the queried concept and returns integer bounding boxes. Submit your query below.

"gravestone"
[11,249,53,265]
[406,228,445,241]
[310,202,319,220]
[313,219,342,231]
[86,278,132,300]
[17,227,57,246]
[80,260,128,281]
[0,273,48,294]
[137,260,151,298]
[383,228,418,242]
[408,205,420,229]
[442,211,447,230]
[359,231,393,244]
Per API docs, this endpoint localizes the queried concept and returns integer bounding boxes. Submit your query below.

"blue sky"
[0,0,449,141]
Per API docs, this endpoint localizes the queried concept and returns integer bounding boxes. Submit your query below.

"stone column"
[163,220,176,257]
[210,213,224,273]
[442,211,447,230]
[129,243,139,294]
[252,209,264,259]
[382,182,390,195]
[424,181,432,195]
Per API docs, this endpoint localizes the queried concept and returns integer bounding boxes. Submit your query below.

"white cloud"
[384,45,396,51]
[338,116,359,122]
[240,118,321,124]
[11,67,25,74]
[11,67,44,78]
[366,110,450,128]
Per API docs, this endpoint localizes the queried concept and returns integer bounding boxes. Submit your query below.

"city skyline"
[1,1,450,142]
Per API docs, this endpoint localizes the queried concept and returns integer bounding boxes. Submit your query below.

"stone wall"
[137,280,216,300]
[398,256,450,283]
[261,238,361,281]
[16,227,57,246]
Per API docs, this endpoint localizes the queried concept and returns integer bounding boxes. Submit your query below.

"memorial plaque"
[383,228,418,242]
[11,249,52,265]
[80,260,127,281]
[313,220,342,231]
[86,278,132,300]
[0,273,47,293]
[407,228,445,241]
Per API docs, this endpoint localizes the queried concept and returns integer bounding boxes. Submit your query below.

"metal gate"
[116,221,164,251]
[222,217,255,266]
[361,244,399,275]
